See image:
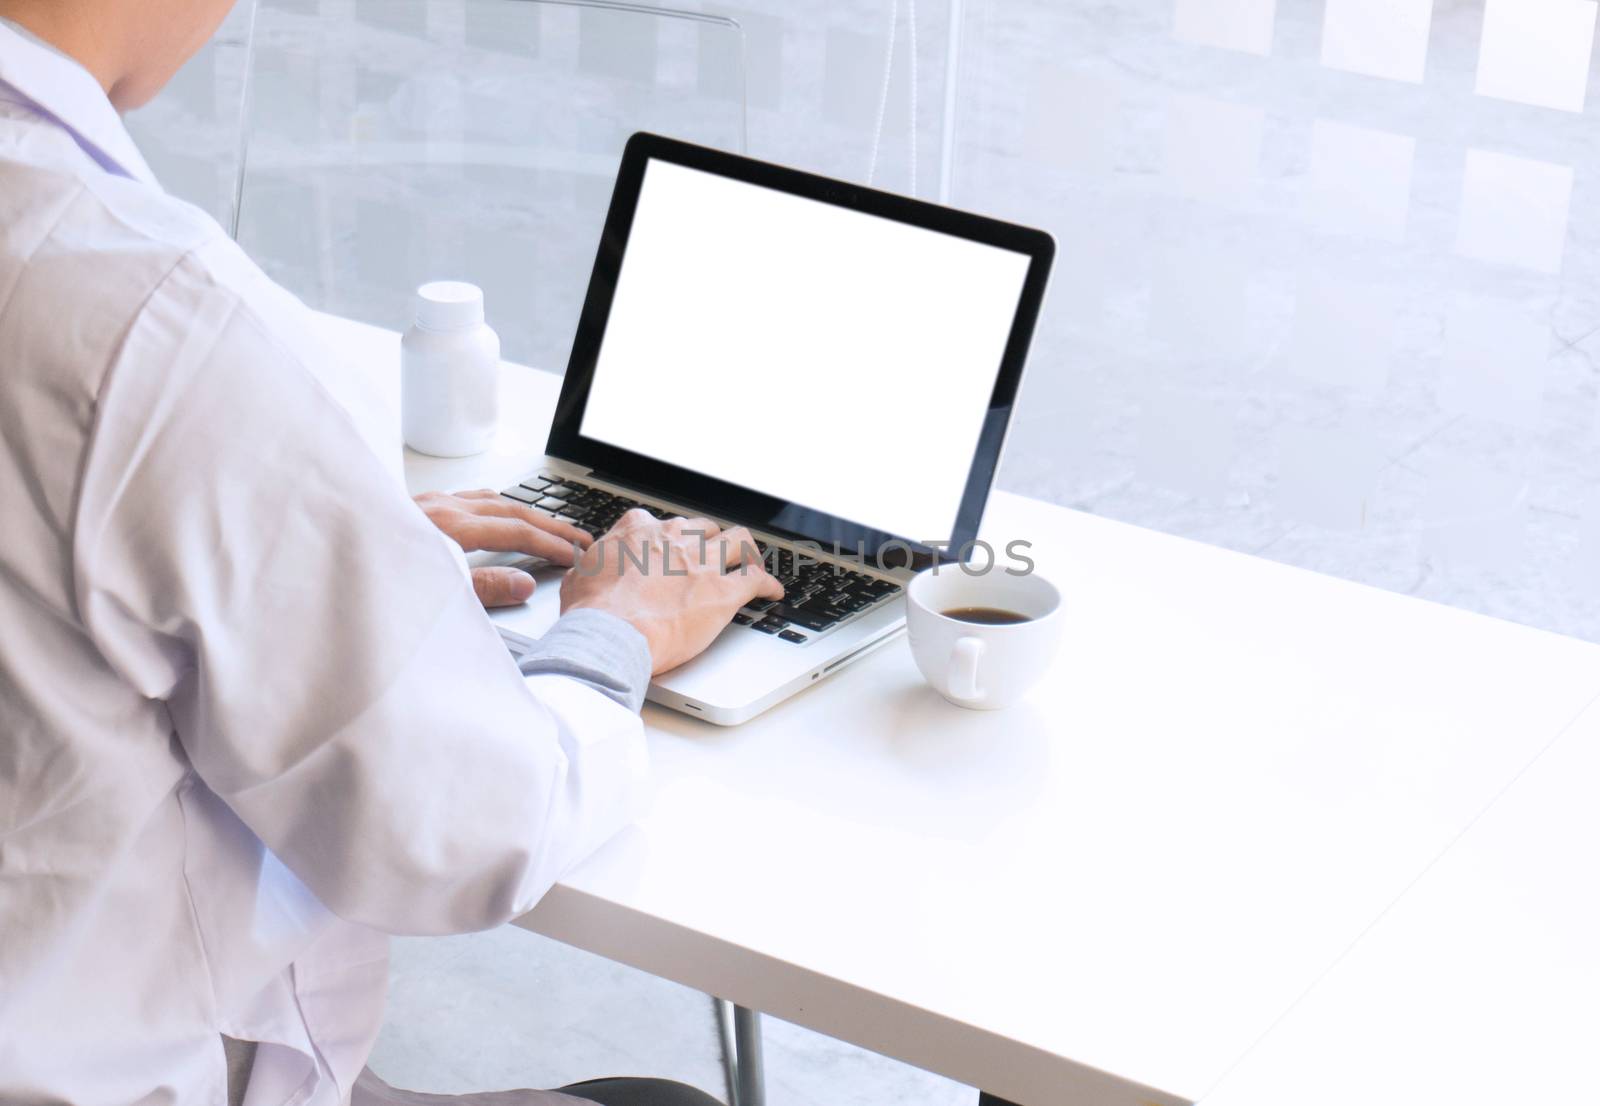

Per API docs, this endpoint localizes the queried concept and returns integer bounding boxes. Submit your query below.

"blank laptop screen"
[578,158,1033,544]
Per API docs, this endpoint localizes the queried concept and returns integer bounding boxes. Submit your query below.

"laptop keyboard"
[502,473,901,644]
[501,473,673,535]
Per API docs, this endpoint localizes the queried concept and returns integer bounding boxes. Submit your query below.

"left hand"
[415,490,593,608]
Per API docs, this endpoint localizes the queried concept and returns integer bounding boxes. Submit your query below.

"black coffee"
[942,606,1031,626]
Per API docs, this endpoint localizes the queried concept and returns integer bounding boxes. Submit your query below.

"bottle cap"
[414,281,485,332]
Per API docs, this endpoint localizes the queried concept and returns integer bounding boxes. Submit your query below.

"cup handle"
[949,637,985,701]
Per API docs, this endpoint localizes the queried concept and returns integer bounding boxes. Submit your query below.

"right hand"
[560,509,784,675]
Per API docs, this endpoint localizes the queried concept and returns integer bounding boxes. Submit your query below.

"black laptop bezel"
[546,131,1055,565]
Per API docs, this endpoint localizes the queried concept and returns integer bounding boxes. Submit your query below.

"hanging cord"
[865,0,920,196]
[907,0,918,197]
[865,0,898,188]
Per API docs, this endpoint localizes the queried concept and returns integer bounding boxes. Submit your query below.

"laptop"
[485,132,1054,725]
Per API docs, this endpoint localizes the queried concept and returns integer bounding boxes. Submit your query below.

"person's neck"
[0,2,123,99]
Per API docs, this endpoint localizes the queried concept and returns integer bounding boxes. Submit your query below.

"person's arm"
[74,261,658,935]
[515,609,653,713]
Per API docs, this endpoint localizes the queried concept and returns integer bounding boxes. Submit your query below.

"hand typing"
[561,509,784,674]
[415,489,591,608]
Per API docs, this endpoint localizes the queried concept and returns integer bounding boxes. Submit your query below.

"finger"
[665,515,722,540]
[460,516,586,564]
[472,566,536,608]
[726,560,785,603]
[715,527,762,569]
[452,489,503,500]
[454,497,593,550]
[610,507,657,534]
[717,529,784,600]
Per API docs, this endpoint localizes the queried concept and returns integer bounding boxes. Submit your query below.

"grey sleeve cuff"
[516,608,653,714]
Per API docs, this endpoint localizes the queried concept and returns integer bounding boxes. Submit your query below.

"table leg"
[712,998,767,1106]
[714,998,739,1105]
[733,1004,766,1106]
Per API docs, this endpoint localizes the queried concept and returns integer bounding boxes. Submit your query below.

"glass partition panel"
[129,0,1600,642]
[122,0,255,225]
[234,0,746,371]
[952,0,1600,640]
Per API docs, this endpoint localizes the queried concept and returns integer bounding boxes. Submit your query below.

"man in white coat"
[0,1,784,1104]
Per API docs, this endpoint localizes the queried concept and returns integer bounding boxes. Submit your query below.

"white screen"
[579,159,1034,543]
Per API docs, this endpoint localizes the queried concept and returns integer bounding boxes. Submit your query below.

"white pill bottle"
[401,281,500,457]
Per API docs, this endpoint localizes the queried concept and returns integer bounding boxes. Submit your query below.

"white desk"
[320,313,1600,1105]
[1199,695,1600,1106]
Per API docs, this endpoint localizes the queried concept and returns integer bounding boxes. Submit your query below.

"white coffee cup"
[905,567,1063,710]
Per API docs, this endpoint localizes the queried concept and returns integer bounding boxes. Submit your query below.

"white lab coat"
[0,23,648,1106]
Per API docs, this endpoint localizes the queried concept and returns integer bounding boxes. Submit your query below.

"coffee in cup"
[940,606,1031,626]
[906,567,1062,710]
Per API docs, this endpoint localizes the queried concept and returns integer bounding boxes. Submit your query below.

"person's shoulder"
[115,222,402,471]
[0,151,229,348]
[14,150,220,259]
[1,150,399,464]
[2,145,308,364]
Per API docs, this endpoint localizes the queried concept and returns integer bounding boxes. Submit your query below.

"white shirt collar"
[0,18,157,186]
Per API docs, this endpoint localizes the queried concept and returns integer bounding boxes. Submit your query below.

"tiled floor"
[123,0,1600,1101]
[371,930,729,1096]
[370,929,977,1104]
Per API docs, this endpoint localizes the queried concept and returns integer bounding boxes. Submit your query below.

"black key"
[558,506,589,520]
[732,612,755,626]
[536,496,568,510]
[752,618,786,634]
[502,487,539,505]
[541,484,577,499]
[778,630,808,644]
[768,604,837,632]
[518,479,551,493]
[744,598,777,612]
